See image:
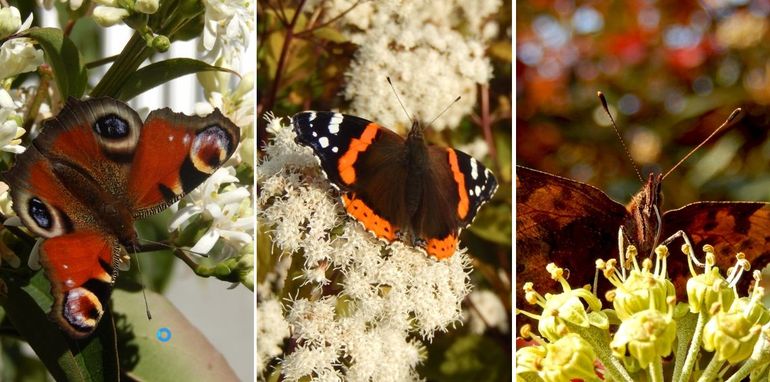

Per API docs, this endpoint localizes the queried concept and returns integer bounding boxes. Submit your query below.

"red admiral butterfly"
[292,111,498,259]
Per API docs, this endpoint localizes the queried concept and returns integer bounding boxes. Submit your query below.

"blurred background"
[517,0,770,211]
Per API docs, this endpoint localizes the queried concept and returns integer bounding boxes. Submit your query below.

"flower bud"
[0,7,21,40]
[93,6,130,27]
[135,0,160,14]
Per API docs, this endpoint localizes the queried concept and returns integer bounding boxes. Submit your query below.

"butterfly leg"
[659,229,702,268]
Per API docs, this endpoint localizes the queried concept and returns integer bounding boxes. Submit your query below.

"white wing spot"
[312,131,318,137]
[475,185,481,195]
[168,135,174,142]
[332,146,339,153]
[470,159,479,179]
[329,113,343,134]
[308,112,316,121]
[183,134,191,145]
[65,279,75,288]
[469,189,475,196]
[319,136,330,148]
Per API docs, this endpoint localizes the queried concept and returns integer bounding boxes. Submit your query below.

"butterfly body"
[5,97,240,338]
[516,165,770,312]
[292,111,498,259]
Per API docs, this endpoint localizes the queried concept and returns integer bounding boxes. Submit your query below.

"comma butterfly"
[516,105,770,317]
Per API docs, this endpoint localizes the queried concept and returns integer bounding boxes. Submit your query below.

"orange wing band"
[447,149,469,219]
[425,233,457,260]
[342,193,397,241]
[338,123,379,185]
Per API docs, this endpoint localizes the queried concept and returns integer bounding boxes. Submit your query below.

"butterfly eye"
[189,125,233,174]
[28,197,52,229]
[93,114,130,139]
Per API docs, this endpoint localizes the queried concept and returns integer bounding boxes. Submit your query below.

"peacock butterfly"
[516,110,770,320]
[4,97,240,338]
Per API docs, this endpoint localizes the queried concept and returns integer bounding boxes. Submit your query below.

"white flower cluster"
[200,0,254,67]
[0,7,43,82]
[168,166,253,256]
[257,115,472,380]
[256,299,290,376]
[318,0,499,132]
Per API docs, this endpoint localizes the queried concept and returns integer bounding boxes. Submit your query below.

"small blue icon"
[156,327,171,342]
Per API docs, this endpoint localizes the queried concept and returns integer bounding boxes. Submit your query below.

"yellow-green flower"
[610,300,676,368]
[702,285,768,364]
[600,245,675,320]
[686,245,734,314]
[521,264,604,343]
[516,334,600,382]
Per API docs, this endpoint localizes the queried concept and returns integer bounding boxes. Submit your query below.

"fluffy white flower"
[200,0,254,66]
[257,299,290,376]
[317,0,498,131]
[168,166,253,255]
[466,289,509,334]
[258,115,472,380]
[92,5,130,27]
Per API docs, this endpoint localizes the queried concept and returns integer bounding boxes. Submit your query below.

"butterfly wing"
[661,201,770,293]
[413,147,498,259]
[31,97,143,191]
[516,166,628,308]
[40,232,119,338]
[5,145,120,338]
[293,112,410,242]
[127,108,240,217]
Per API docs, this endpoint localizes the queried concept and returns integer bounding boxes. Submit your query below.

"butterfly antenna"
[138,238,209,258]
[662,108,742,180]
[598,91,643,183]
[387,77,414,123]
[427,96,462,128]
[134,251,153,320]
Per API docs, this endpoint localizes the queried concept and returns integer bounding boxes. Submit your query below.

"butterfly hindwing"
[40,232,118,338]
[661,201,770,293]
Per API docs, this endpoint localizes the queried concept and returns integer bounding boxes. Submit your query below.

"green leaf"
[21,27,87,98]
[112,288,238,381]
[1,271,118,381]
[116,58,236,101]
[312,27,349,44]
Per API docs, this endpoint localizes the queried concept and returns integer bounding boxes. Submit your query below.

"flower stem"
[678,311,706,382]
[567,323,633,382]
[649,357,664,382]
[698,355,724,382]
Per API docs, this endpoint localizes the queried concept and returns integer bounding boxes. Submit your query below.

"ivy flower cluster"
[516,238,770,382]
[257,114,473,381]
